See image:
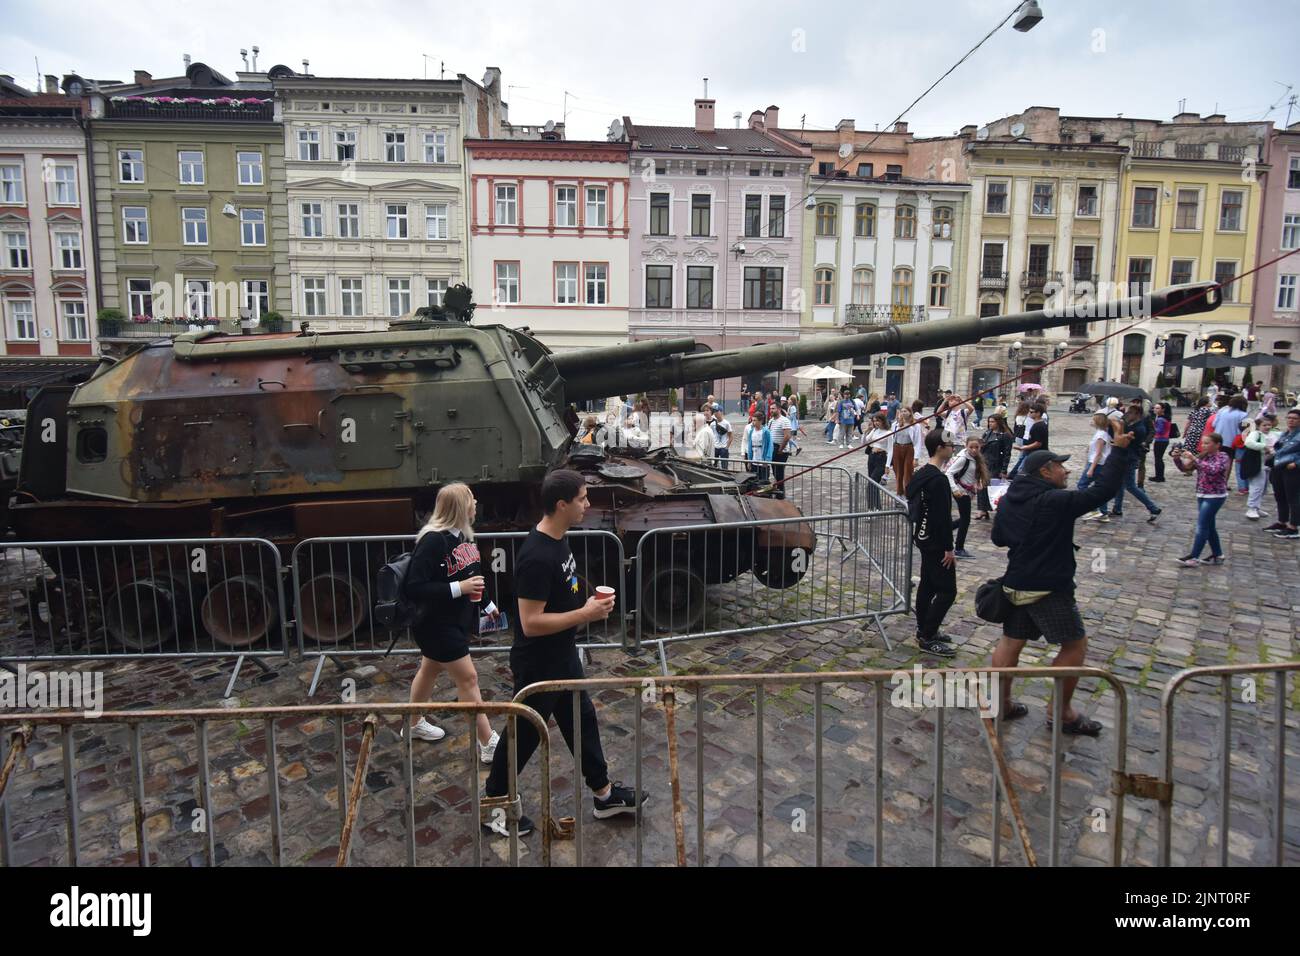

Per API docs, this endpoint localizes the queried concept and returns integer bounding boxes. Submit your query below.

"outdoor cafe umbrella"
[1231,352,1300,367]
[798,364,853,380]
[1177,352,1236,369]
[1079,381,1154,403]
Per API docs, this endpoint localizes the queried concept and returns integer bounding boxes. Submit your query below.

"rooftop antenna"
[1287,94,1297,127]
[1178,97,1186,114]
[801,113,806,131]
[563,90,575,124]
[34,56,40,92]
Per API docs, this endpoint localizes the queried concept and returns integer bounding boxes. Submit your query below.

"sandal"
[1001,701,1029,720]
[1047,714,1104,736]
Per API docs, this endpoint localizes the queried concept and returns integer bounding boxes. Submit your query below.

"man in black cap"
[990,436,1132,735]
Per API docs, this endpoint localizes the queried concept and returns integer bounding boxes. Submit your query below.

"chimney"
[183,53,192,69]
[1204,113,1226,124]
[836,118,855,135]
[482,67,502,94]
[251,46,259,71]
[45,74,58,94]
[133,70,152,86]
[733,111,742,129]
[960,124,977,137]
[694,98,715,133]
[893,121,908,134]
[1172,111,1199,124]
[748,109,764,130]
[302,59,310,74]
[764,104,779,129]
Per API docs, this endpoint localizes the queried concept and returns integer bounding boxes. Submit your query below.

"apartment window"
[981,242,1005,276]
[1277,275,1297,311]
[303,277,326,316]
[234,150,263,186]
[242,280,269,321]
[690,194,710,236]
[556,186,577,227]
[1214,261,1237,302]
[1031,182,1054,215]
[56,232,83,268]
[743,266,783,310]
[4,233,28,269]
[335,130,356,161]
[1289,155,1300,189]
[9,300,35,340]
[337,203,360,238]
[1283,213,1300,250]
[1027,243,1051,277]
[686,266,713,309]
[645,265,672,308]
[767,195,785,237]
[744,195,762,238]
[181,207,208,245]
[339,278,363,316]
[894,204,916,239]
[892,268,914,307]
[127,278,153,318]
[932,206,952,239]
[118,149,144,183]
[851,267,873,304]
[240,208,266,246]
[648,192,669,235]
[495,262,519,304]
[301,202,324,238]
[929,270,949,308]
[59,300,87,341]
[185,280,213,320]
[298,129,321,161]
[818,162,835,176]
[423,131,447,164]
[814,268,834,306]
[424,203,448,239]
[495,184,517,225]
[0,163,24,203]
[585,186,607,227]
[1072,245,1095,282]
[177,150,205,185]
[585,263,607,305]
[985,180,1008,215]
[886,164,902,177]
[1174,188,1200,230]
[388,278,411,316]
[49,163,77,204]
[1218,190,1244,231]
[851,203,876,238]
[1170,259,1195,286]
[385,132,406,163]
[1127,257,1153,295]
[386,203,409,239]
[1069,322,1090,338]
[857,163,873,178]
[555,263,578,304]
[815,203,837,237]
[1076,183,1099,217]
[1132,186,1157,228]
[426,278,448,308]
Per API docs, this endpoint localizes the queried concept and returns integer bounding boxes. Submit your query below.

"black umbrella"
[1078,381,1154,402]
[1231,352,1300,367]
[1178,353,1236,369]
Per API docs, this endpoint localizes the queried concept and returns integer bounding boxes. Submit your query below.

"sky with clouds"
[2,0,1297,139]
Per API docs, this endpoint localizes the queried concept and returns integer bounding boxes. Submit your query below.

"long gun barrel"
[560,283,1223,401]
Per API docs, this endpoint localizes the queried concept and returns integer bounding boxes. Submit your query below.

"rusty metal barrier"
[0,701,552,868]
[291,531,628,695]
[631,502,912,662]
[1158,662,1297,867]
[0,538,290,697]
[513,667,1131,867]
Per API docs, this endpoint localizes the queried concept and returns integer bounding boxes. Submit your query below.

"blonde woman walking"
[403,483,500,762]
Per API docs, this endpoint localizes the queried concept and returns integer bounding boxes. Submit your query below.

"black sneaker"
[953,548,974,558]
[917,635,958,657]
[593,782,649,819]
[1146,508,1162,524]
[1280,530,1300,540]
[481,811,535,838]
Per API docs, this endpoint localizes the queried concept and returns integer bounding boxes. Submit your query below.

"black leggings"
[867,451,887,508]
[915,548,957,640]
[954,494,972,550]
[1153,440,1168,480]
[1273,464,1300,526]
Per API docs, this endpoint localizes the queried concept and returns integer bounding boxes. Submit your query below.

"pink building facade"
[1251,123,1300,392]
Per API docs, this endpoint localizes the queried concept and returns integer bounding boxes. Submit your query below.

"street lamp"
[1013,1,1045,31]
[1239,334,1257,353]
[1152,335,1167,355]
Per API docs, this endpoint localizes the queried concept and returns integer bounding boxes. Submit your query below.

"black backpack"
[374,550,426,630]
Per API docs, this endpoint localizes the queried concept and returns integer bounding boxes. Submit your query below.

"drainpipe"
[78,107,103,326]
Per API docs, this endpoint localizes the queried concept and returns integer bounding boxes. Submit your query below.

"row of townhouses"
[1,59,1297,406]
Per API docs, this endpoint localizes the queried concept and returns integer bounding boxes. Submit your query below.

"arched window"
[814,267,835,306]
[892,267,913,306]
[932,206,953,239]
[851,267,873,304]
[854,203,875,238]
[815,203,838,237]
[928,270,949,308]
[895,204,916,239]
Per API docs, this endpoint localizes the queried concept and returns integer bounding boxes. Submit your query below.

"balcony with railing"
[99,319,245,339]
[1071,271,1099,290]
[1132,140,1165,159]
[105,99,275,123]
[1021,270,1063,292]
[979,270,1009,290]
[843,304,927,326]
[1175,143,1205,160]
[628,308,802,332]
[1218,144,1247,163]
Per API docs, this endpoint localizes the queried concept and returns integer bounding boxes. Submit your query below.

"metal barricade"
[514,666,1131,867]
[0,701,552,868]
[1158,662,1297,866]
[632,504,912,656]
[697,456,858,522]
[0,538,290,695]
[291,532,628,694]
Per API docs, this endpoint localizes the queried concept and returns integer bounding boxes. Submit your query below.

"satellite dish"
[976,126,990,141]
[607,118,625,141]
[544,119,556,132]
[838,143,853,159]
[1010,122,1025,138]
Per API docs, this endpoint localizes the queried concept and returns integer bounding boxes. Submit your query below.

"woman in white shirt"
[691,413,714,459]
[943,396,970,443]
[890,407,925,494]
[862,412,895,509]
[945,436,989,558]
[1078,412,1115,521]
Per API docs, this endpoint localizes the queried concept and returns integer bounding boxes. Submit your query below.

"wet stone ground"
[1,403,1297,867]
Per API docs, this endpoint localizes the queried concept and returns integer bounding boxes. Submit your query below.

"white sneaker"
[402,718,445,742]
[479,730,500,765]
[1081,511,1103,521]
[1245,509,1260,520]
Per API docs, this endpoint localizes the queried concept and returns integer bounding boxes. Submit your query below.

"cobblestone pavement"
[2,403,1297,867]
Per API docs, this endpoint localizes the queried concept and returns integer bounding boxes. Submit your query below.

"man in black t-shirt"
[482,469,649,837]
[1008,403,1049,478]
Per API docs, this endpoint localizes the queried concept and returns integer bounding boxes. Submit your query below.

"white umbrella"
[814,365,854,380]
[792,365,824,380]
